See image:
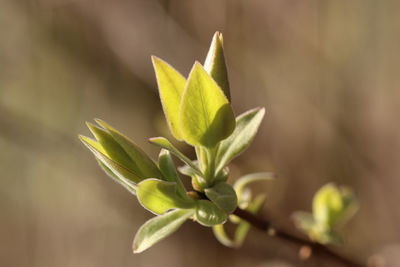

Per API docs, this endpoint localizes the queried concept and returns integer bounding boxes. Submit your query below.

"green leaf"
[79,135,142,183]
[216,107,265,172]
[152,56,186,140]
[87,123,138,173]
[133,209,194,253]
[149,137,202,176]
[204,31,231,101]
[158,149,187,198]
[95,119,163,179]
[97,160,137,195]
[233,172,274,208]
[195,200,227,227]
[137,179,195,215]
[179,62,235,148]
[205,182,237,213]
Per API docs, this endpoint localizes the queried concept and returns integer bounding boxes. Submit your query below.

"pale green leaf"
[133,209,194,253]
[158,149,187,198]
[149,137,202,176]
[204,31,230,101]
[152,56,186,140]
[205,182,237,213]
[216,107,265,172]
[195,200,227,227]
[95,119,163,179]
[179,62,235,148]
[137,179,195,215]
[79,135,142,183]
[97,160,137,195]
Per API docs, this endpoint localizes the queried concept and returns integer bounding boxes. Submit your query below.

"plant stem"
[233,208,365,267]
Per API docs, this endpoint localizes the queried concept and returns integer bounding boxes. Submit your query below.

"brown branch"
[233,208,365,267]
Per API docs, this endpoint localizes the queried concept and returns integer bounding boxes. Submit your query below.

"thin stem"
[233,208,365,267]
[204,146,218,183]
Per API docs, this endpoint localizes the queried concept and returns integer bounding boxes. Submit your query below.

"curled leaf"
[233,172,274,208]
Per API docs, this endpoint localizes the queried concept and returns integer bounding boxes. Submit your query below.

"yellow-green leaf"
[95,119,162,179]
[137,179,195,215]
[313,183,344,227]
[312,183,358,228]
[179,62,235,148]
[152,56,186,140]
[87,123,138,172]
[79,135,142,183]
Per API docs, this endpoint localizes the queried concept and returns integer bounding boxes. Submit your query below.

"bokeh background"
[1,0,400,266]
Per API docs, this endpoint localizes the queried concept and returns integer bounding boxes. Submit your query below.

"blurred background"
[1,0,400,266]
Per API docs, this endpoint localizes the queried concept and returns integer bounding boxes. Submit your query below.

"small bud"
[204,31,231,101]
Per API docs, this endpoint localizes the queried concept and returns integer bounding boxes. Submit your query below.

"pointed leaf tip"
[204,31,230,101]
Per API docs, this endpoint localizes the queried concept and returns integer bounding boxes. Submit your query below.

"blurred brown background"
[1,0,400,266]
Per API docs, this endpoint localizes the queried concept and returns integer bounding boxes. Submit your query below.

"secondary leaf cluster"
[293,183,358,244]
